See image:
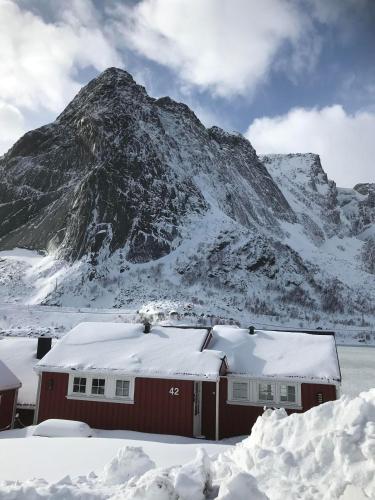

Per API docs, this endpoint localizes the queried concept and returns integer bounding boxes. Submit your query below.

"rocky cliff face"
[0,68,374,325]
[0,68,293,263]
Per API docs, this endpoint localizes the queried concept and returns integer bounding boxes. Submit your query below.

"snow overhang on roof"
[0,359,22,391]
[209,325,341,383]
[35,323,225,382]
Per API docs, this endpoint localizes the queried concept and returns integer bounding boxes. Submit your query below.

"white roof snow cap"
[209,326,341,383]
[35,323,225,381]
[0,359,22,391]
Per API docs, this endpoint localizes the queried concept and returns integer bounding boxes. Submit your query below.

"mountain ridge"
[0,67,374,325]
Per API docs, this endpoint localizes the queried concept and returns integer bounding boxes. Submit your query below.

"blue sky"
[0,0,374,186]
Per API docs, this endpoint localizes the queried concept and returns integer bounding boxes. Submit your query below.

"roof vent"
[248,326,255,335]
[144,322,151,334]
[36,337,52,359]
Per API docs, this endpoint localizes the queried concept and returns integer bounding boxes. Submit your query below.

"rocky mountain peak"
[0,67,295,263]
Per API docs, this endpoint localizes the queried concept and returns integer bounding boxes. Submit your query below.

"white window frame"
[67,373,135,404]
[257,382,276,403]
[227,378,301,408]
[279,383,297,404]
[230,380,250,401]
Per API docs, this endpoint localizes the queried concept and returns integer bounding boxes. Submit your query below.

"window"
[232,382,248,400]
[115,380,130,398]
[91,378,105,395]
[316,392,323,404]
[280,384,296,403]
[73,377,86,394]
[259,383,274,401]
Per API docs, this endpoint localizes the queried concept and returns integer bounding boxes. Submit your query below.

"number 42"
[169,387,179,396]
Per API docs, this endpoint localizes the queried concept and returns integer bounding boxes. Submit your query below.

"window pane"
[280,384,296,402]
[116,380,130,397]
[259,383,274,401]
[232,382,248,400]
[73,377,86,393]
[92,378,105,395]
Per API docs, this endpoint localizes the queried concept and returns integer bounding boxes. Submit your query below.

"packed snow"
[36,323,224,381]
[210,325,341,382]
[0,390,373,499]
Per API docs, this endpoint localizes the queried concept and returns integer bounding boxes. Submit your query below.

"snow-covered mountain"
[0,68,374,326]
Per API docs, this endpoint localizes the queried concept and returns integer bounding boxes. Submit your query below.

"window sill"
[66,395,135,405]
[226,399,302,409]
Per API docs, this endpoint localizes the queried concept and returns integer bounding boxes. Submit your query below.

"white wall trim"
[67,373,135,403]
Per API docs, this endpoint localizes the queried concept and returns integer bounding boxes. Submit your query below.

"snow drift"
[0,390,374,499]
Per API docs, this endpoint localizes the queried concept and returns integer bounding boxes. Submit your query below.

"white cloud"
[246,105,375,187]
[117,0,311,97]
[0,101,26,153]
[0,0,122,155]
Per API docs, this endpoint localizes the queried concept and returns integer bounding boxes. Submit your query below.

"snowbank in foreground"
[214,389,375,499]
[0,390,374,499]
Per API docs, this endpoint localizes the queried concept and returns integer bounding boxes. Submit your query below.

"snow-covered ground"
[0,390,374,499]
[0,428,238,483]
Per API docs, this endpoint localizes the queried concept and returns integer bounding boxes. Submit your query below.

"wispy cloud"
[114,0,313,98]
[0,0,122,154]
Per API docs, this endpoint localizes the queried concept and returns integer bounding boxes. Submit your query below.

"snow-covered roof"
[0,359,21,391]
[209,326,341,382]
[35,323,225,381]
[0,337,40,406]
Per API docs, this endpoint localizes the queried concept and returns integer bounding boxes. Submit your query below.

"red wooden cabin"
[0,359,21,431]
[34,323,341,439]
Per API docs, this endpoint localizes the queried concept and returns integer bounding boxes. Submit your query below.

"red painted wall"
[301,382,337,410]
[37,373,338,440]
[202,378,338,440]
[0,389,16,431]
[38,373,195,437]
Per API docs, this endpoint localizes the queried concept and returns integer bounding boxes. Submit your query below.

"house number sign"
[169,387,180,396]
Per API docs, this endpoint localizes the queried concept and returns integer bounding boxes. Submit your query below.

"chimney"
[144,322,151,334]
[249,326,255,335]
[36,337,52,359]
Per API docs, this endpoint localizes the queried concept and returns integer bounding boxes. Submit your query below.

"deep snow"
[0,390,374,499]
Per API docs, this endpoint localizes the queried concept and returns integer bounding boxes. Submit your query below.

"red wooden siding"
[301,382,337,410]
[0,389,16,430]
[37,373,338,440]
[37,373,195,437]
[201,379,338,439]
[218,378,264,439]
